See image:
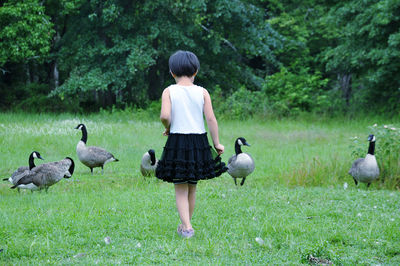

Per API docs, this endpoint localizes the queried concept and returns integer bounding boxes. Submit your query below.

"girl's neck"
[175,76,194,86]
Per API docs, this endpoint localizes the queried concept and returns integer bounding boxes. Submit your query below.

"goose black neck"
[368,141,375,155]
[67,157,75,175]
[28,153,36,170]
[81,126,88,144]
[150,152,156,166]
[235,142,243,155]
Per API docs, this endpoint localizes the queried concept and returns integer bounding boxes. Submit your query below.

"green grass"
[0,112,400,264]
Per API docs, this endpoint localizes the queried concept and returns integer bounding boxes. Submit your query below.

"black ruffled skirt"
[156,133,227,184]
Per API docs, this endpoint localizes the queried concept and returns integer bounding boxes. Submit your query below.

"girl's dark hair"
[168,50,200,77]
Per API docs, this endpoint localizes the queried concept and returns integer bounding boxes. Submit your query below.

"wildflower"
[357,213,362,217]
[391,127,396,130]
[343,182,348,190]
[373,124,377,127]
[104,236,111,245]
[255,237,265,246]
[384,125,388,128]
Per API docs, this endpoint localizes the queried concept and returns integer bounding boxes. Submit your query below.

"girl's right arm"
[160,88,171,135]
[203,89,224,155]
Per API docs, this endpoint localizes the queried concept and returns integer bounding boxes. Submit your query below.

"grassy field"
[0,112,399,264]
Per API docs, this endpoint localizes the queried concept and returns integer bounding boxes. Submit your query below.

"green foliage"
[350,123,400,188]
[3,83,80,113]
[262,68,329,116]
[0,0,54,66]
[322,0,400,111]
[213,86,269,119]
[0,0,399,115]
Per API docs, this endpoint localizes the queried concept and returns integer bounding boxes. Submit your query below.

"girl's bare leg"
[175,183,192,230]
[188,184,197,220]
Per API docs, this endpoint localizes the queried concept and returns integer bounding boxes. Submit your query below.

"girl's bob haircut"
[169,50,200,77]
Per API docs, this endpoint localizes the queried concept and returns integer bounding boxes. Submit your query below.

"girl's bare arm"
[203,89,224,154]
[160,88,171,135]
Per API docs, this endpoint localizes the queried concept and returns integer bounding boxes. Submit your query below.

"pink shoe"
[180,228,195,238]
[177,224,184,235]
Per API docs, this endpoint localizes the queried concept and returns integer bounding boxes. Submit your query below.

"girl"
[156,50,227,238]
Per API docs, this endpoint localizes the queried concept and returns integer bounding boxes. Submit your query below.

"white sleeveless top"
[169,84,206,134]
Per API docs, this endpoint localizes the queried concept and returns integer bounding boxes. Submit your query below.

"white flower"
[343,182,348,190]
[135,242,142,248]
[357,213,362,217]
[373,123,377,127]
[390,218,395,222]
[373,206,377,209]
[384,125,388,128]
[104,236,111,245]
[255,237,264,246]
[391,127,396,130]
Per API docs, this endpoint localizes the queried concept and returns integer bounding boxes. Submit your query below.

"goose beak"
[244,142,251,147]
[38,155,44,160]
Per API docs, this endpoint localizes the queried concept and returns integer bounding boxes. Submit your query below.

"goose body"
[140,149,158,177]
[3,151,44,188]
[75,124,119,174]
[227,137,255,186]
[349,134,379,187]
[11,157,75,192]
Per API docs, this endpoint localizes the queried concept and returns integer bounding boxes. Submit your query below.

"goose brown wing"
[87,146,115,162]
[349,158,364,175]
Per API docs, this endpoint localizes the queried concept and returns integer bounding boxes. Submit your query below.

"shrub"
[212,86,270,119]
[262,68,329,116]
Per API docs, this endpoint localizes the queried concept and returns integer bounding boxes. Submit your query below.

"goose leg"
[240,177,246,186]
[367,183,371,188]
[234,178,237,186]
[90,168,93,175]
[101,166,104,175]
[353,178,358,186]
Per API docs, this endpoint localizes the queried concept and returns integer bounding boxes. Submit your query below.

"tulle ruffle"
[156,133,227,183]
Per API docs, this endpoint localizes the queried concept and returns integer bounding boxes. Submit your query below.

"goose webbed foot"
[240,178,246,186]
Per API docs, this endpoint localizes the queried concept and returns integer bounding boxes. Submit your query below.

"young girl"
[156,50,227,238]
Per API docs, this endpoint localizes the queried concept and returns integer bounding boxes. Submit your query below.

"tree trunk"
[26,64,31,85]
[53,62,59,89]
[338,73,352,107]
[147,60,165,101]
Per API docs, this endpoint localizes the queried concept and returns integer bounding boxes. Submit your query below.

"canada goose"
[75,123,119,174]
[349,134,379,187]
[3,151,44,191]
[140,149,158,177]
[11,157,75,192]
[227,137,255,186]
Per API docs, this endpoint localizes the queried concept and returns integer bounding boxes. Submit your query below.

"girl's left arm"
[160,87,171,135]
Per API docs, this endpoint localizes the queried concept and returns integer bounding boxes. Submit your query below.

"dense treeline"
[0,0,399,115]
